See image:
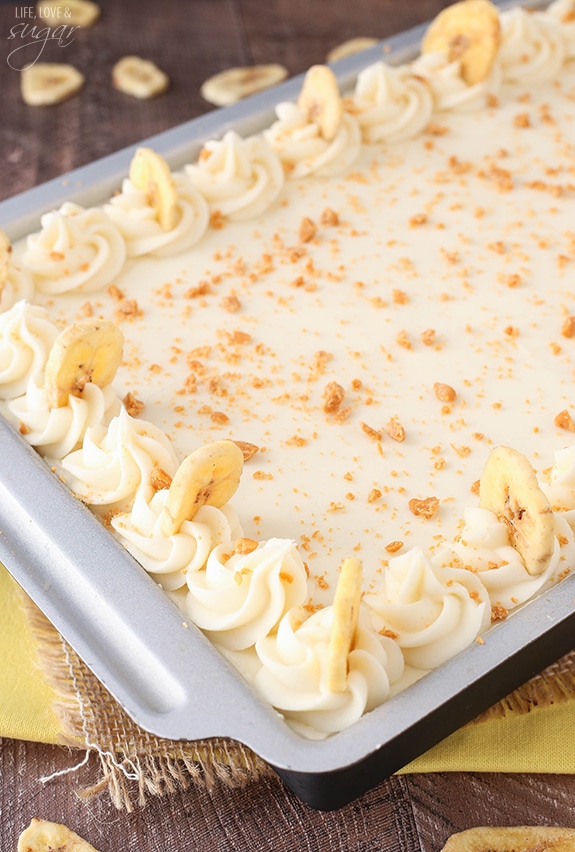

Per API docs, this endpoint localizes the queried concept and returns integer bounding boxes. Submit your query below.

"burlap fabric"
[23,593,272,811]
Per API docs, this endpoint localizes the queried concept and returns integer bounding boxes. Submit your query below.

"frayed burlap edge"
[473,651,575,722]
[19,587,575,809]
[19,589,272,812]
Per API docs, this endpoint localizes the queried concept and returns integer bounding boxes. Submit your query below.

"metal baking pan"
[1,0,571,812]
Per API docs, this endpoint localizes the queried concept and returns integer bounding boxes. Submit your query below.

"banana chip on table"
[21,63,85,106]
[112,55,170,99]
[36,0,100,27]
[327,37,379,63]
[200,64,288,107]
[441,825,575,851]
[18,818,102,852]
[421,0,501,85]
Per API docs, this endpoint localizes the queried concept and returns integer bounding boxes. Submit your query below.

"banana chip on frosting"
[161,440,244,536]
[129,147,178,231]
[421,0,501,85]
[327,557,362,692]
[479,446,555,577]
[44,319,124,409]
[297,64,344,142]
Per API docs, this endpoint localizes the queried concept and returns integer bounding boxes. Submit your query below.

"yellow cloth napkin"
[3,559,575,775]
[1,562,61,743]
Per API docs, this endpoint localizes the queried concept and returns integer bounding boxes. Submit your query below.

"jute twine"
[21,589,575,811]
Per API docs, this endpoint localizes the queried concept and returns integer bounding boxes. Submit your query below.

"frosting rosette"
[364,546,490,670]
[104,172,209,257]
[410,51,502,112]
[434,507,575,612]
[264,102,361,179]
[21,202,127,295]
[0,300,58,400]
[7,379,120,459]
[547,0,575,59]
[254,606,404,738]
[0,257,35,313]
[349,61,434,142]
[60,406,179,508]
[185,131,285,221]
[111,494,243,591]
[541,445,575,516]
[184,537,308,650]
[499,7,566,83]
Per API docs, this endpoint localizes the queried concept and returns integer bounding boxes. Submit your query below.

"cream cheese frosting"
[184,538,309,651]
[0,300,57,400]
[21,201,127,294]
[410,51,502,111]
[104,173,210,258]
[0,257,35,313]
[364,547,491,670]
[548,0,575,57]
[4,1,575,739]
[499,5,566,81]
[185,130,285,221]
[111,496,243,591]
[263,102,361,178]
[433,508,575,611]
[348,61,434,142]
[6,379,120,459]
[59,406,179,510]
[254,606,405,738]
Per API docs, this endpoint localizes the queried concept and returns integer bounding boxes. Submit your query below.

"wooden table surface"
[2,0,575,849]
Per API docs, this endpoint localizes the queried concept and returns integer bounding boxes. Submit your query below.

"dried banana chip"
[421,0,501,86]
[44,319,124,409]
[161,440,244,536]
[327,36,379,64]
[326,557,362,692]
[21,62,84,106]
[36,0,100,27]
[18,818,102,852]
[112,55,170,100]
[129,147,178,231]
[200,64,288,107]
[297,64,343,142]
[441,825,575,851]
[479,445,555,576]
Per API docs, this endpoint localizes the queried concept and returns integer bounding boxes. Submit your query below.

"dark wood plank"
[0,0,249,202]
[4,738,575,852]
[239,0,453,75]
[0,0,454,203]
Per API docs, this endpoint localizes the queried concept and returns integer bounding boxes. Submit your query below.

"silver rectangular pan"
[1,0,570,811]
